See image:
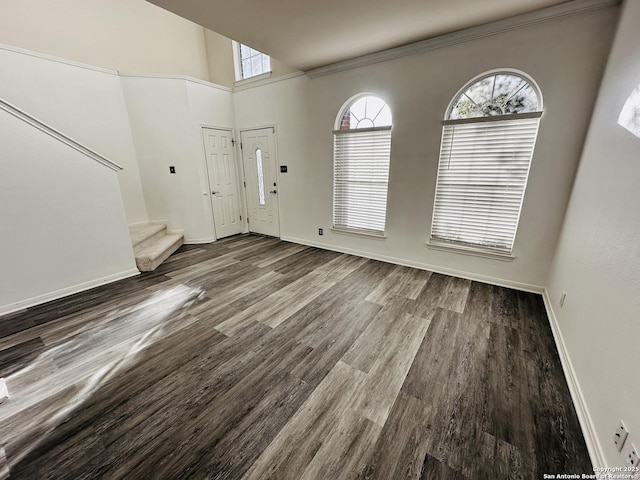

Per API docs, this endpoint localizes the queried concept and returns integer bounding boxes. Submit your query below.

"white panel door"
[241,128,280,237]
[202,127,242,239]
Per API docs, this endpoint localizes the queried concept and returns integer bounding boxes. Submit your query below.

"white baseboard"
[0,446,8,480]
[280,235,543,294]
[183,237,215,244]
[0,268,140,317]
[542,289,605,469]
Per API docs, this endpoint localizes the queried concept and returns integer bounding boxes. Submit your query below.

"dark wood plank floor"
[0,235,591,479]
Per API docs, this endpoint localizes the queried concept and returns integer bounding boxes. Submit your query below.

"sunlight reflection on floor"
[0,285,204,473]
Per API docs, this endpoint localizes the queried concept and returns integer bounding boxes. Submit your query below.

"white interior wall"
[233,75,310,238]
[546,0,640,467]
[0,0,211,81]
[0,108,138,315]
[121,76,235,242]
[0,3,632,466]
[234,8,618,290]
[0,46,149,224]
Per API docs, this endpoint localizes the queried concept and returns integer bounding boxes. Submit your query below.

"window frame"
[428,69,544,258]
[232,41,272,82]
[332,93,393,238]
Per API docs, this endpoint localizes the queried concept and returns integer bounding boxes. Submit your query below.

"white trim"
[542,289,606,470]
[239,124,278,134]
[234,71,272,87]
[233,71,305,92]
[280,235,543,293]
[306,0,619,78]
[443,111,543,126]
[0,43,119,75]
[331,227,387,239]
[183,237,216,244]
[426,240,515,261]
[200,123,235,132]
[232,40,243,81]
[0,98,123,171]
[0,268,140,317]
[118,72,232,92]
[0,41,299,93]
[334,125,392,135]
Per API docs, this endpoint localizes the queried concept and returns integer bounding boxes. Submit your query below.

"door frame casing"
[238,124,281,237]
[200,124,246,239]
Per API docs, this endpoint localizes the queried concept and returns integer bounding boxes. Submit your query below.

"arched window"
[618,84,640,138]
[430,71,543,255]
[333,94,392,236]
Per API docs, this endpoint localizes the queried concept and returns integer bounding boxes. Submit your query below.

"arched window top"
[618,84,640,139]
[337,94,392,130]
[448,71,542,120]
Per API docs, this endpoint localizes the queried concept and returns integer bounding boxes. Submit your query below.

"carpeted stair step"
[134,233,183,272]
[129,223,167,255]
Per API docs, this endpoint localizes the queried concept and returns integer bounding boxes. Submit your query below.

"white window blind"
[333,127,391,235]
[431,115,541,252]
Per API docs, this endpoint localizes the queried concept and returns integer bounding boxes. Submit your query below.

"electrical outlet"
[615,420,629,452]
[318,228,324,236]
[627,443,639,468]
[559,292,566,308]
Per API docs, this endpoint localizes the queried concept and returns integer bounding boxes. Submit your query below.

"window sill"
[234,71,272,86]
[426,240,515,261]
[331,227,386,240]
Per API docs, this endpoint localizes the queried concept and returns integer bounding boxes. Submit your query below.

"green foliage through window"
[449,73,540,120]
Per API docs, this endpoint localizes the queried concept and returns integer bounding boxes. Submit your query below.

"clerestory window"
[235,42,271,80]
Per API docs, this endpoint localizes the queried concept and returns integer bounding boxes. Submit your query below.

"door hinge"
[240,142,243,150]
[243,181,246,188]
[240,215,242,220]
[247,217,250,224]
[231,138,236,147]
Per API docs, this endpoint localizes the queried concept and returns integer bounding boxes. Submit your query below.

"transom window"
[430,71,543,255]
[333,95,393,236]
[449,73,540,119]
[236,43,271,80]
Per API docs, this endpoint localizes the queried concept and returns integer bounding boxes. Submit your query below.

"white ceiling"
[146,0,575,71]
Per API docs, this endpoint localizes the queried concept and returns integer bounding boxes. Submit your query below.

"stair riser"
[133,226,168,255]
[136,235,183,272]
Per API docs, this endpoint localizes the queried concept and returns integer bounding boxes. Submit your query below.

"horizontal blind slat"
[431,117,540,252]
[334,129,392,234]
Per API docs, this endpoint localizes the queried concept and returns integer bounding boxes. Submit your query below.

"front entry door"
[202,127,242,239]
[241,128,280,237]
